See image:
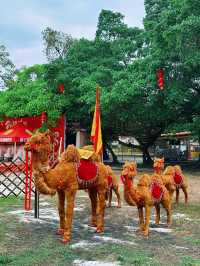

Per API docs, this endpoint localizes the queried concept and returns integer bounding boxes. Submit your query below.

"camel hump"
[138,174,151,187]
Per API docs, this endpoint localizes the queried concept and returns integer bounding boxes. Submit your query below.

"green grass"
[0,240,162,266]
[0,196,22,209]
[0,237,76,266]
[0,254,12,265]
[183,236,200,247]
[178,256,200,266]
[174,203,200,218]
[69,243,162,266]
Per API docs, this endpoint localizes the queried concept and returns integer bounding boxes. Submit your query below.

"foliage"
[0,65,63,126]
[143,0,200,138]
[0,3,200,162]
[0,44,15,90]
[42,27,74,61]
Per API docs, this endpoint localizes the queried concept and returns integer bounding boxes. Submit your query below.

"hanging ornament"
[41,112,47,124]
[58,83,65,93]
[156,69,164,90]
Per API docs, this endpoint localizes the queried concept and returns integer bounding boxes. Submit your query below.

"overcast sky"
[1,0,145,68]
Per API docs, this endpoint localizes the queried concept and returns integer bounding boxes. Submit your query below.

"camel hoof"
[117,205,121,208]
[60,238,70,244]
[50,190,56,196]
[141,231,149,237]
[56,229,64,235]
[90,222,97,228]
[96,228,104,233]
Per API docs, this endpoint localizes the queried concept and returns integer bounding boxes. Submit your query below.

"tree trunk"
[105,142,119,164]
[141,146,152,165]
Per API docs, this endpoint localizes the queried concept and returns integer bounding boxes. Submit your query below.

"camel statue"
[162,166,176,200]
[173,165,188,204]
[106,165,121,208]
[154,158,176,200]
[121,161,172,236]
[154,158,188,203]
[24,131,108,243]
[79,145,121,208]
[153,157,165,175]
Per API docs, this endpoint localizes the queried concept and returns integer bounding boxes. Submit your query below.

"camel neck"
[154,168,162,175]
[125,180,140,204]
[32,152,50,170]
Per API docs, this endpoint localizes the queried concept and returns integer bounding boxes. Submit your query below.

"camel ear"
[44,129,50,135]
[44,129,53,138]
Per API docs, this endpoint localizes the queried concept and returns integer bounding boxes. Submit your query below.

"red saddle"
[174,172,183,188]
[107,175,113,188]
[150,182,163,203]
[77,159,98,187]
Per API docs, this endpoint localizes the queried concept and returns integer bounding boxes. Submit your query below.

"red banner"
[0,115,65,159]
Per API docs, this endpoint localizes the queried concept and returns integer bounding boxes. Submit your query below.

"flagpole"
[90,85,103,159]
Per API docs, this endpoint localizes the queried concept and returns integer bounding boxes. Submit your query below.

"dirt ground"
[0,169,200,266]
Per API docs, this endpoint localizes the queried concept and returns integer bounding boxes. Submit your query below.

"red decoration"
[151,182,163,203]
[41,112,47,124]
[120,175,133,189]
[174,172,183,188]
[77,160,98,187]
[156,69,164,90]
[58,83,65,93]
[107,175,113,188]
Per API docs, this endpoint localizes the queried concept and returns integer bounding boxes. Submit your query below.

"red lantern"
[41,112,47,124]
[156,69,164,90]
[58,83,65,93]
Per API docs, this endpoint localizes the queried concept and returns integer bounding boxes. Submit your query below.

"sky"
[1,0,145,68]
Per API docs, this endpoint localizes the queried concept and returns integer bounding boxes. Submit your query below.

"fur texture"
[122,162,172,236]
[24,131,108,243]
[106,165,121,208]
[153,158,188,203]
[173,165,188,204]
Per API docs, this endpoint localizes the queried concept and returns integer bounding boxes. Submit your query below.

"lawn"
[0,170,200,266]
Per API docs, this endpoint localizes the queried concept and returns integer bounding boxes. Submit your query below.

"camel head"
[121,161,137,180]
[24,130,52,154]
[60,144,80,163]
[173,165,182,175]
[106,165,113,176]
[153,157,164,173]
[163,165,176,176]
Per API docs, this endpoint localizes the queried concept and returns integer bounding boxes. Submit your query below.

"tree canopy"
[0,44,15,90]
[0,2,199,162]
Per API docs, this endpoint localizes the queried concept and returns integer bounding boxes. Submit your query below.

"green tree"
[0,44,15,90]
[0,65,64,126]
[42,27,74,61]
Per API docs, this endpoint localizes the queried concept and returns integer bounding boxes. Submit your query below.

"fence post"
[24,151,32,211]
[34,190,39,219]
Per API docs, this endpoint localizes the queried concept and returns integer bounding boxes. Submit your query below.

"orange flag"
[90,86,102,155]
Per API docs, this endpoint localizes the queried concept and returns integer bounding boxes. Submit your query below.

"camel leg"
[96,189,106,233]
[108,188,112,207]
[138,207,144,232]
[161,195,172,227]
[155,204,160,225]
[176,188,180,204]
[142,205,151,236]
[88,188,98,227]
[57,190,65,235]
[113,186,121,208]
[62,189,77,243]
[182,185,188,204]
